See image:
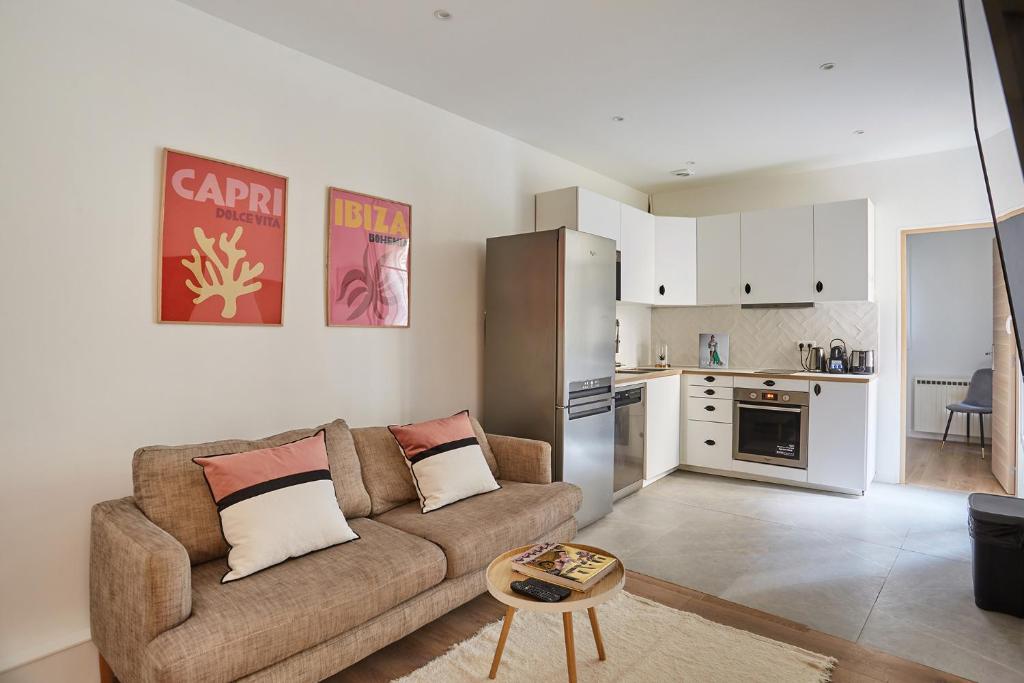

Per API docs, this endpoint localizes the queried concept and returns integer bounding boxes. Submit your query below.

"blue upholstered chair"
[941,368,993,458]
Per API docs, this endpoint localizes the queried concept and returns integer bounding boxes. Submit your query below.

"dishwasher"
[613,385,645,501]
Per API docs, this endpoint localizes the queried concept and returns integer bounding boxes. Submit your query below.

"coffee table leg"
[562,611,577,683]
[587,606,606,661]
[489,606,516,679]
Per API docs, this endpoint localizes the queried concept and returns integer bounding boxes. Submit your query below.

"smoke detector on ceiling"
[670,168,696,177]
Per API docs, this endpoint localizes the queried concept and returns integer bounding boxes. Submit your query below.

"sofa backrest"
[133,419,371,564]
[352,416,499,516]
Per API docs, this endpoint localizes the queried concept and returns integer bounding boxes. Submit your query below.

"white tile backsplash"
[652,302,879,370]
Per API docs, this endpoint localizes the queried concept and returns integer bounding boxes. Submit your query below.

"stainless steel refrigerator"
[483,228,616,527]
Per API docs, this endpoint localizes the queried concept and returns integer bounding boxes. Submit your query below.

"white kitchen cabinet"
[654,216,696,306]
[813,199,874,302]
[644,375,681,480]
[620,203,656,305]
[535,186,620,247]
[807,380,872,492]
[740,205,814,304]
[696,213,742,305]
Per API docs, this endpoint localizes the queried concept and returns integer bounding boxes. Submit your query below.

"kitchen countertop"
[614,366,875,386]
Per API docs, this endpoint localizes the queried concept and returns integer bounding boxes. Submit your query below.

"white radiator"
[912,376,987,437]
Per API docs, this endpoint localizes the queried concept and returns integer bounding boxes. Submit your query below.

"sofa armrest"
[91,497,191,679]
[486,434,552,484]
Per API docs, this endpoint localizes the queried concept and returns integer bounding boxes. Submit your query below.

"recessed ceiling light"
[853,129,865,135]
[819,62,836,71]
[670,168,695,177]
[686,161,696,165]
[433,9,452,20]
[611,115,624,122]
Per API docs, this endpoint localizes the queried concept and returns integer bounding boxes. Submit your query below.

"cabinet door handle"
[659,284,666,295]
[704,405,716,412]
[704,439,716,446]
[816,280,823,293]
[704,388,715,395]
[763,379,776,387]
[814,383,822,396]
[744,283,751,294]
[704,375,715,382]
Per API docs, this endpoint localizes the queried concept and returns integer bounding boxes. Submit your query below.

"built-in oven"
[733,389,809,469]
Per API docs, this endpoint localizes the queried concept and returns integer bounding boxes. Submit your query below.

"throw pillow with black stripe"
[388,411,501,512]
[193,431,358,582]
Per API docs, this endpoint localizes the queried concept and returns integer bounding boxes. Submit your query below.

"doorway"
[900,222,1017,495]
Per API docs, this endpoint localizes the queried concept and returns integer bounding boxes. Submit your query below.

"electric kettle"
[828,339,848,374]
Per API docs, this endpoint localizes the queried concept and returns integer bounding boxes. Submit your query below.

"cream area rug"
[395,592,836,682]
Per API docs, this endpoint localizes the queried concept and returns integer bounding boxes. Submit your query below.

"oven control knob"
[782,394,790,402]
[748,391,757,400]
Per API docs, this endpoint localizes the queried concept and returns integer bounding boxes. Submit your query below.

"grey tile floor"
[575,471,1024,682]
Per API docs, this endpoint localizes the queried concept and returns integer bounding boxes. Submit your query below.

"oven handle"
[736,403,804,414]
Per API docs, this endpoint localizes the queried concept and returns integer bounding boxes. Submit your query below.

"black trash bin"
[968,493,1024,617]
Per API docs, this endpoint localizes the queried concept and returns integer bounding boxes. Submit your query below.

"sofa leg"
[99,654,118,683]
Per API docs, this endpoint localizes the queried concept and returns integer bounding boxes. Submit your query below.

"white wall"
[908,229,994,378]
[652,146,1004,483]
[0,0,647,676]
[615,302,652,367]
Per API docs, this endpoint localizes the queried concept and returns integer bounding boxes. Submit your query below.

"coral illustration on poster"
[159,149,287,324]
[326,187,411,328]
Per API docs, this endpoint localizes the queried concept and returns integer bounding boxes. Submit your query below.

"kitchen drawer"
[734,376,810,393]
[687,385,733,400]
[684,421,733,470]
[687,373,734,388]
[731,459,808,482]
[686,397,733,423]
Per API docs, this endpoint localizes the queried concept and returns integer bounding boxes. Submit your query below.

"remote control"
[510,578,571,602]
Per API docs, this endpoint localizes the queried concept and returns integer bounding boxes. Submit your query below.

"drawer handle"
[814,383,822,396]
[816,280,823,293]
[704,439,716,446]
[704,405,716,412]
[704,388,715,395]
[764,379,775,387]
[744,283,751,294]
[659,284,666,295]
[704,376,715,382]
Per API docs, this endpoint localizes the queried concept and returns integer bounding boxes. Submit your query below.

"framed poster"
[159,149,287,324]
[699,333,729,369]
[326,187,411,327]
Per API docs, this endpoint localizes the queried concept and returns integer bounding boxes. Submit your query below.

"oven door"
[732,401,808,469]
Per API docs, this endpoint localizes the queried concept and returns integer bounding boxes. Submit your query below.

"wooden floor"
[328,571,967,683]
[906,436,1005,494]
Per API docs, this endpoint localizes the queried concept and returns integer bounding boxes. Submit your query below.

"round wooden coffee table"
[485,544,624,683]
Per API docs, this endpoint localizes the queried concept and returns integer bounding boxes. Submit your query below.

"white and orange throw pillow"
[388,411,501,512]
[194,431,359,582]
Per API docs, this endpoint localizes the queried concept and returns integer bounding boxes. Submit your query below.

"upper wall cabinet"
[696,213,741,305]
[536,186,620,247]
[740,205,814,304]
[620,204,656,304]
[813,199,874,302]
[654,216,697,305]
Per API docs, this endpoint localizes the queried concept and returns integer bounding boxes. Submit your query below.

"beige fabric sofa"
[90,418,581,683]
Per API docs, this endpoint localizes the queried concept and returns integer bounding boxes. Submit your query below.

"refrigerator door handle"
[568,403,612,420]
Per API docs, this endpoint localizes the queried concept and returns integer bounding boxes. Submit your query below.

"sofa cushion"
[193,432,360,582]
[134,419,371,564]
[353,416,498,515]
[373,480,583,579]
[146,517,446,683]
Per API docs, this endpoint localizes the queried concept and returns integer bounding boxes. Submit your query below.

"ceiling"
[179,0,998,192]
